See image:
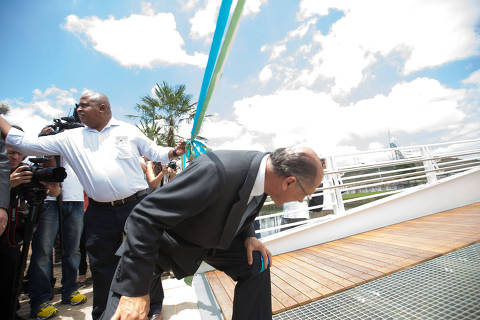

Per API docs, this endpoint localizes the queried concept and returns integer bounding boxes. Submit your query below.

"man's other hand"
[111,294,150,320]
[10,164,32,189]
[244,237,272,271]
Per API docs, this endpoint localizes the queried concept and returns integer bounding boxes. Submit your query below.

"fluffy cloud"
[189,0,268,41]
[204,78,470,155]
[64,4,207,68]
[259,65,273,82]
[3,86,78,135]
[263,0,480,95]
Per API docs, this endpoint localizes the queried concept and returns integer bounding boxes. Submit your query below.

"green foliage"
[127,82,200,147]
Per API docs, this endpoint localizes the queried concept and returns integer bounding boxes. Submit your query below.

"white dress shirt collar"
[248,154,269,203]
[85,117,121,132]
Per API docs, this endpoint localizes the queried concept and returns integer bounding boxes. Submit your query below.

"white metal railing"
[255,138,480,237]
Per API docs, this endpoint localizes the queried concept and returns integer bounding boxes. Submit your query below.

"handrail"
[325,138,480,158]
[255,138,480,237]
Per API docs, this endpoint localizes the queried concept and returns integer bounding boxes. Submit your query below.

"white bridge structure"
[256,138,480,255]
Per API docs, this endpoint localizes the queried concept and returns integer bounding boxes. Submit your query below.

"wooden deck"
[205,202,480,319]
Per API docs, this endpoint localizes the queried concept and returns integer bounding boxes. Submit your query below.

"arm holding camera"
[145,161,167,190]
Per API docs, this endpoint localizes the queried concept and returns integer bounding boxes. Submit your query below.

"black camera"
[168,161,177,170]
[38,106,83,136]
[14,157,67,205]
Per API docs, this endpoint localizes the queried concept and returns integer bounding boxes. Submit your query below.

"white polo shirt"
[6,118,170,202]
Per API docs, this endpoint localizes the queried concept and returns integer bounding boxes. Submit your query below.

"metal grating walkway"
[273,242,480,320]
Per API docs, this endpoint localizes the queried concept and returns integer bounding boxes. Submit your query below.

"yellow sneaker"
[35,302,58,320]
[65,290,87,306]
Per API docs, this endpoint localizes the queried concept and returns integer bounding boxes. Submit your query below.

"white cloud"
[203,78,470,155]
[189,0,218,40]
[463,69,480,86]
[243,0,268,16]
[179,0,200,11]
[3,86,78,135]
[265,0,480,95]
[201,116,245,139]
[189,0,268,41]
[259,65,273,82]
[64,6,207,68]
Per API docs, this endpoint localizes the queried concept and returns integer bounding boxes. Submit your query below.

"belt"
[89,189,148,207]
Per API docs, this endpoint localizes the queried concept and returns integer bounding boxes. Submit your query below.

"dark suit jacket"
[111,150,267,297]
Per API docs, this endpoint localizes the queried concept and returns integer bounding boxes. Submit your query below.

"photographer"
[0,127,34,320]
[142,159,178,191]
[0,136,20,320]
[27,148,86,319]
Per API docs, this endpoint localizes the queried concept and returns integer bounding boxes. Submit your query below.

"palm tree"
[127,82,201,147]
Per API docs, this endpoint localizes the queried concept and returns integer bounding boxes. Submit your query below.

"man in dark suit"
[103,146,324,320]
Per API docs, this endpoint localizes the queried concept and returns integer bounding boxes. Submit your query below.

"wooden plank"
[273,258,334,296]
[215,270,235,301]
[303,247,376,281]
[270,281,293,310]
[281,253,345,291]
[294,249,364,284]
[318,246,394,273]
[324,241,407,267]
[270,265,322,300]
[340,237,432,260]
[270,272,310,305]
[347,237,435,259]
[205,271,232,320]
[307,246,384,277]
[271,295,283,314]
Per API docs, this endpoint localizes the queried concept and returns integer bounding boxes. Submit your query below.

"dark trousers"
[0,236,21,320]
[79,228,88,276]
[84,196,145,320]
[101,235,272,320]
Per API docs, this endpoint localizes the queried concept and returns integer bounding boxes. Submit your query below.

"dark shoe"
[150,313,163,320]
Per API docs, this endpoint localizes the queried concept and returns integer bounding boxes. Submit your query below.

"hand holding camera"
[10,164,33,189]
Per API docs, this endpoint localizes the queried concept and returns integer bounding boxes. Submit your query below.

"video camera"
[14,157,67,205]
[38,105,83,136]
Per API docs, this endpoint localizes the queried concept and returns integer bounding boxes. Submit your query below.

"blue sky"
[1,0,480,155]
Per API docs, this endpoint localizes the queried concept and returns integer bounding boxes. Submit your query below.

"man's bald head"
[77,91,112,131]
[81,91,111,114]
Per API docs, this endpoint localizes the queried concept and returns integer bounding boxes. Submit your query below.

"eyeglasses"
[295,177,312,201]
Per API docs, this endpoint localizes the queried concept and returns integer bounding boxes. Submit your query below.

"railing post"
[422,146,439,184]
[324,156,345,216]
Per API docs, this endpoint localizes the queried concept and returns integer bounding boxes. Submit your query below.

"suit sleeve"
[111,158,221,297]
[0,138,9,209]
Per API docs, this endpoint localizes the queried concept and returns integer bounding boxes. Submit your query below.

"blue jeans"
[29,201,84,314]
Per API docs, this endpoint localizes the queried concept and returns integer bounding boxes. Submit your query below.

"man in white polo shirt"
[0,91,185,320]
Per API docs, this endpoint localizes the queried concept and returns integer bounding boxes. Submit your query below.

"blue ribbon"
[191,0,233,138]
[183,139,208,168]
